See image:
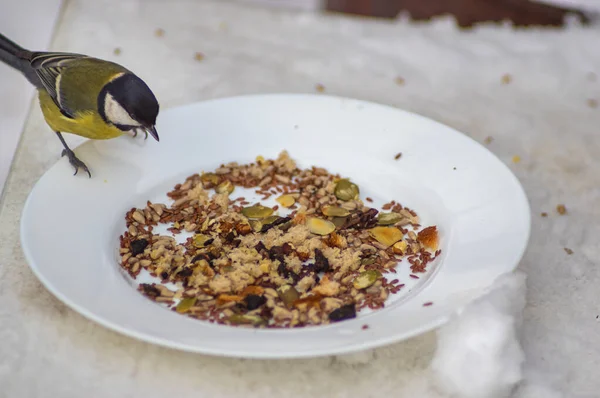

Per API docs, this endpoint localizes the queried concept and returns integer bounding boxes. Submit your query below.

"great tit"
[0,33,160,177]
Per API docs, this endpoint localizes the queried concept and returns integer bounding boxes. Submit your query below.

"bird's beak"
[146,126,159,142]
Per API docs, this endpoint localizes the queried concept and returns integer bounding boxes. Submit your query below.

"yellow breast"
[38,90,124,140]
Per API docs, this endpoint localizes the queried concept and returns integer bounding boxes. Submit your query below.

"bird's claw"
[130,129,148,140]
[62,149,91,178]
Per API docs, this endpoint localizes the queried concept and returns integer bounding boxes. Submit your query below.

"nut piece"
[369,226,403,247]
[377,212,402,226]
[353,270,381,290]
[176,297,197,313]
[277,284,300,309]
[334,179,359,201]
[307,217,336,236]
[392,240,408,255]
[216,180,234,195]
[276,194,296,208]
[322,206,350,217]
[417,226,439,250]
[242,204,274,219]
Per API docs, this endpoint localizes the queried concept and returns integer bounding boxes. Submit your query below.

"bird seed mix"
[118,151,440,328]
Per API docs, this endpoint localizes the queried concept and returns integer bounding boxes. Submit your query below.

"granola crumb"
[155,28,165,37]
[119,151,440,328]
[113,47,121,55]
[512,155,521,164]
[541,212,548,217]
[194,52,205,61]
[588,99,597,109]
[484,136,493,145]
[394,152,402,160]
[501,74,512,84]
[564,248,574,255]
[395,77,405,86]
[315,83,325,93]
[557,204,567,215]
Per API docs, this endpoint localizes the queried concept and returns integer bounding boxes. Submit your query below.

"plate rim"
[19,93,531,358]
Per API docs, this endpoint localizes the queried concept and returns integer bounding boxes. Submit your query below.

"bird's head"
[98,73,160,141]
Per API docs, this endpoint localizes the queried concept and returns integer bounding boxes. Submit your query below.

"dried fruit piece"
[324,232,344,248]
[260,216,292,233]
[276,194,295,208]
[334,179,359,201]
[242,204,274,219]
[328,303,356,322]
[176,297,197,313]
[228,314,267,326]
[130,239,148,256]
[278,285,300,309]
[244,294,267,310]
[369,226,403,247]
[417,226,439,250]
[392,240,408,255]
[322,206,350,217]
[216,180,234,195]
[557,204,567,215]
[307,217,335,235]
[313,248,330,272]
[200,172,220,187]
[192,234,213,248]
[377,212,402,226]
[353,270,381,289]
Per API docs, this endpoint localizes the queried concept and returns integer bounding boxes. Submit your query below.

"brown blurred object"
[326,0,588,27]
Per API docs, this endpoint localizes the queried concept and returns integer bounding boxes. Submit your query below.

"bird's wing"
[29,52,88,118]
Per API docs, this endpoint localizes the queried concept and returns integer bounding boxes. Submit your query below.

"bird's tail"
[0,33,40,87]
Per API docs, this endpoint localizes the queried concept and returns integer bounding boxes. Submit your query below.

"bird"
[0,33,160,177]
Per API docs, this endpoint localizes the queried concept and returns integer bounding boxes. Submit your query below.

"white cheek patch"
[104,93,140,127]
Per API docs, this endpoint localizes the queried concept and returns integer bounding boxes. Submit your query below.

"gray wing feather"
[28,52,88,118]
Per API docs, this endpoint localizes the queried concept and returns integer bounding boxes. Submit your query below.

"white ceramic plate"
[20,94,530,358]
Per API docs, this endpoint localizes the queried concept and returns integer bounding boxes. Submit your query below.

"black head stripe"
[98,73,159,128]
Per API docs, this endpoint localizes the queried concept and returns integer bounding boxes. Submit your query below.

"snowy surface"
[1,0,599,397]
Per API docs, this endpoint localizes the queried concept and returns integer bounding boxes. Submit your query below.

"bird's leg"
[55,132,91,178]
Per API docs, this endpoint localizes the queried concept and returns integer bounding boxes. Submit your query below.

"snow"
[337,271,561,398]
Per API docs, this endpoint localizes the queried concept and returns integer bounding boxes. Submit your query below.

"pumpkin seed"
[276,194,295,208]
[249,220,263,232]
[392,240,408,255]
[334,179,359,201]
[322,206,350,217]
[360,257,376,266]
[215,180,234,195]
[369,226,403,247]
[307,217,336,235]
[242,204,274,219]
[192,234,212,248]
[176,297,197,313]
[377,212,403,226]
[278,284,300,308]
[331,217,347,228]
[200,172,219,187]
[228,314,267,326]
[353,270,381,289]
